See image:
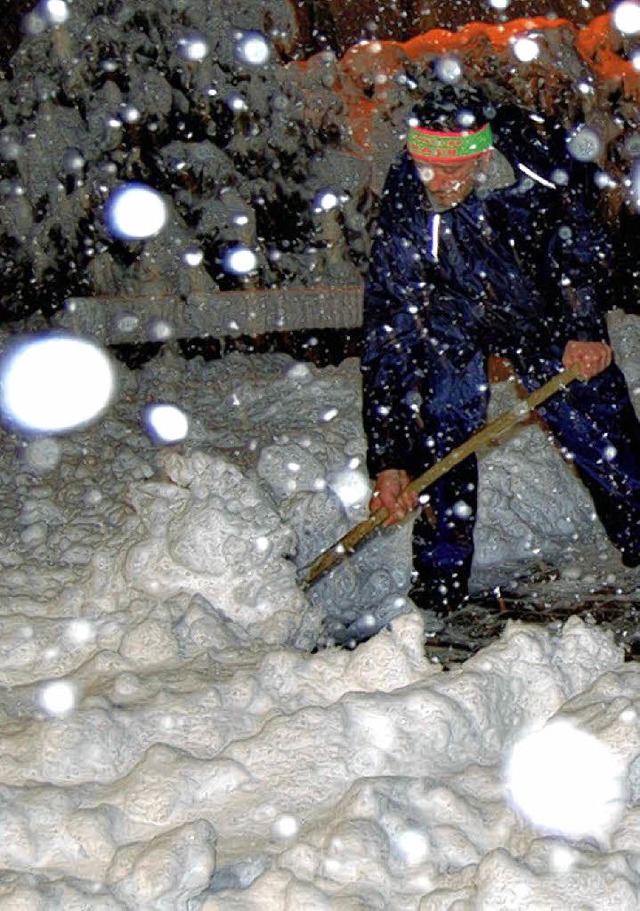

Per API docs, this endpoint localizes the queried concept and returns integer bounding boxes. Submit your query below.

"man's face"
[414,153,489,207]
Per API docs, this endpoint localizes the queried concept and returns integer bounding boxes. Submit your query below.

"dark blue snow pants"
[408,348,640,611]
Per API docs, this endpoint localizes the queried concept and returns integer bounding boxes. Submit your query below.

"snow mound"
[0,344,638,908]
[121,448,319,649]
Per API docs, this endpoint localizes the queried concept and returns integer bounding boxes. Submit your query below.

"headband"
[407,123,493,162]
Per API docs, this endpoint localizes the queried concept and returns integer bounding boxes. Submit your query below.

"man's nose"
[431,174,454,189]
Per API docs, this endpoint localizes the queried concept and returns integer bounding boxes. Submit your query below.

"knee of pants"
[413,531,474,566]
[413,506,475,577]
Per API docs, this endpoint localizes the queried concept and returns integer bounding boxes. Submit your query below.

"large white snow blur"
[0,334,116,435]
[234,31,272,66]
[40,0,70,25]
[178,35,209,62]
[143,403,190,444]
[567,125,603,162]
[104,183,168,240]
[435,55,463,83]
[613,0,640,34]
[505,718,626,840]
[223,244,258,275]
[37,679,77,716]
[511,36,540,63]
[328,466,371,508]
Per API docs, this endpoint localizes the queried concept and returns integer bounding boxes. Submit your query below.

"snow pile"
[0,609,638,908]
[122,447,315,648]
[0,341,638,907]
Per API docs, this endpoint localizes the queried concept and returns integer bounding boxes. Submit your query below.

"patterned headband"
[407,123,493,162]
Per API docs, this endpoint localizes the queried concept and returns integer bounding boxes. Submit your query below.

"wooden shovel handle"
[300,364,582,589]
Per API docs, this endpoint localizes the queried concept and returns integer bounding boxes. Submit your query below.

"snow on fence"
[53,285,365,344]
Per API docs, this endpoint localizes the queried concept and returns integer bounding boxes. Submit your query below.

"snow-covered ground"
[0,311,639,908]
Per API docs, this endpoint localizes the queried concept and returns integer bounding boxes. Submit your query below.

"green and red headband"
[407,123,493,162]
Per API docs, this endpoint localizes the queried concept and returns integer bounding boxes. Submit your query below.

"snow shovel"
[299,363,582,590]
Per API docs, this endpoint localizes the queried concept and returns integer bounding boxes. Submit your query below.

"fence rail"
[53,285,365,344]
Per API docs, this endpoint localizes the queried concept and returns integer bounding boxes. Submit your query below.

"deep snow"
[0,312,639,908]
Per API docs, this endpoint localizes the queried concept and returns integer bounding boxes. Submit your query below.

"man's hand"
[562,340,612,380]
[369,469,418,526]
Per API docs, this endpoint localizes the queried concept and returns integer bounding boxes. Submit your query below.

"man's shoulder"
[381,151,416,193]
[492,104,565,163]
[482,149,516,194]
[379,153,430,217]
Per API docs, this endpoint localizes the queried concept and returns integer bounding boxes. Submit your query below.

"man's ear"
[475,150,493,173]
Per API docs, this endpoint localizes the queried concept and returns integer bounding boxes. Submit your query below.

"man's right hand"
[369,469,419,526]
[562,339,612,380]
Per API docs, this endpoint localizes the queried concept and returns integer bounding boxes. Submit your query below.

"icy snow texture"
[0,334,639,907]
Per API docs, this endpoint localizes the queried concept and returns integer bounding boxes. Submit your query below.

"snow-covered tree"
[0,2,637,323]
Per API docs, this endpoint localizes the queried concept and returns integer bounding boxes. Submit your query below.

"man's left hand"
[562,340,612,380]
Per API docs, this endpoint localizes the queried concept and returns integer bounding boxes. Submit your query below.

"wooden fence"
[52,285,365,344]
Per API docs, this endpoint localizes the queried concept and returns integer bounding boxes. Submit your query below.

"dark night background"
[0,0,614,68]
[0,0,635,356]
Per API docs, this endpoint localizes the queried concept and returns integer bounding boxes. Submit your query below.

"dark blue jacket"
[362,106,614,476]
